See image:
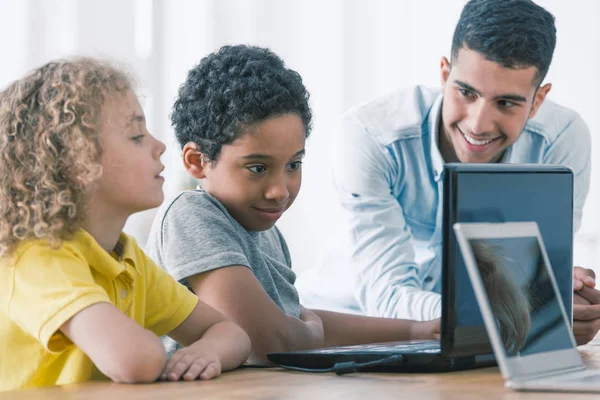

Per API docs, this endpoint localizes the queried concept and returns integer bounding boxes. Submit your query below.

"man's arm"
[331,114,440,320]
[542,114,597,343]
[541,113,591,233]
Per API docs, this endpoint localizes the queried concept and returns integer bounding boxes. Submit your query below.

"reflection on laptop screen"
[467,237,572,358]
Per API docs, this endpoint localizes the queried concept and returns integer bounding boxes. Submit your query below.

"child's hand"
[410,318,441,341]
[299,306,322,325]
[299,306,325,348]
[160,346,222,381]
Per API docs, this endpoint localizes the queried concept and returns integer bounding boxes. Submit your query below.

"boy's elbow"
[104,338,167,383]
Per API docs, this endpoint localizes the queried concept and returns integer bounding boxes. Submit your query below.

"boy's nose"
[264,179,290,203]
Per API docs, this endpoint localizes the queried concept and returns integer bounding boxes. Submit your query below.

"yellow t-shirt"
[0,230,198,391]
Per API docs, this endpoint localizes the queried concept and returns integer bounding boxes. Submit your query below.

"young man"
[298,0,600,344]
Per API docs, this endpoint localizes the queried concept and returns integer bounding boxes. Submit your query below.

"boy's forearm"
[192,321,251,371]
[312,309,420,347]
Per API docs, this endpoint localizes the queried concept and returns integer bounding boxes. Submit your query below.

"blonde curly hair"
[0,58,134,258]
[471,240,531,355]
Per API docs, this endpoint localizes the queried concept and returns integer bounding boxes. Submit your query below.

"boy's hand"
[299,306,322,324]
[160,345,222,381]
[410,318,441,341]
[299,306,325,348]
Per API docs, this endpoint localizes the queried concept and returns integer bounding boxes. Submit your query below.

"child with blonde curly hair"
[0,58,250,391]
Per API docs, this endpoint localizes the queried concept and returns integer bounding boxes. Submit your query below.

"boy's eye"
[247,165,266,174]
[288,161,303,170]
[131,134,144,143]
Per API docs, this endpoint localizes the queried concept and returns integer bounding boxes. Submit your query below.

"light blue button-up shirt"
[297,85,591,321]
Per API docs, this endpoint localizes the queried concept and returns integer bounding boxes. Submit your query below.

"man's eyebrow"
[454,80,482,96]
[493,93,528,103]
[454,80,527,103]
[241,149,305,160]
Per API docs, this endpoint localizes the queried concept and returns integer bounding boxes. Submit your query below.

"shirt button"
[120,289,128,299]
[424,276,433,283]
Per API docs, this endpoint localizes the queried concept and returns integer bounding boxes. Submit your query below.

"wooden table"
[3,346,600,399]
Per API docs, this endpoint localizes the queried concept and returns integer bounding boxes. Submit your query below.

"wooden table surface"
[3,345,600,399]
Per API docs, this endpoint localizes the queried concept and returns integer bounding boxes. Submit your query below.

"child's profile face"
[92,90,167,216]
[201,113,306,232]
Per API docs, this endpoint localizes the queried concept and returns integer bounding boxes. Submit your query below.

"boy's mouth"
[254,206,285,220]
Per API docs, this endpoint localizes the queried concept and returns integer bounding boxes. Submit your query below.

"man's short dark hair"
[171,45,312,162]
[451,0,556,86]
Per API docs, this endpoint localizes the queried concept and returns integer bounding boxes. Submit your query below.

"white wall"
[0,0,598,275]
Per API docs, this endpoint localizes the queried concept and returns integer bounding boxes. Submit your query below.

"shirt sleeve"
[157,192,252,282]
[2,242,111,353]
[141,250,199,337]
[331,114,441,321]
[541,112,591,233]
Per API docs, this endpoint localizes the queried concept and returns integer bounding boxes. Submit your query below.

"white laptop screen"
[467,237,572,357]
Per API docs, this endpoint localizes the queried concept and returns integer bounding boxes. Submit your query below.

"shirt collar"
[428,94,445,182]
[76,230,141,280]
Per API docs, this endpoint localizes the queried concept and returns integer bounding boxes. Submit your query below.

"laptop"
[442,164,573,357]
[267,164,573,373]
[454,221,600,392]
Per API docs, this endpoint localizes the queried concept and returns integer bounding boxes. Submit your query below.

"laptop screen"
[443,165,574,357]
[467,236,572,358]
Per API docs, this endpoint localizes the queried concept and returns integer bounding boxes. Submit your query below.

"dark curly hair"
[171,45,312,162]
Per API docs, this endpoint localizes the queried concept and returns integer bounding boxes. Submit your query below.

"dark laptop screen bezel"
[441,164,574,358]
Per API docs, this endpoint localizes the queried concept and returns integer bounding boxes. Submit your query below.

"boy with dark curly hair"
[146,45,439,364]
[0,58,250,391]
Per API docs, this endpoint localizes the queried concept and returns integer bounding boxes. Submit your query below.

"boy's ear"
[182,142,208,179]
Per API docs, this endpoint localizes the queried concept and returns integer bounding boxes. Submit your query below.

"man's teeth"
[463,133,493,146]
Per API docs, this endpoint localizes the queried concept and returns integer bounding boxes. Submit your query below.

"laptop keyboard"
[309,340,441,354]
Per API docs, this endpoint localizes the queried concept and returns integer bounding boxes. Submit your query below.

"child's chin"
[141,198,164,212]
[247,220,277,232]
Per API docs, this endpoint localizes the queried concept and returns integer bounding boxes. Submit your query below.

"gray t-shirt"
[146,189,300,354]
